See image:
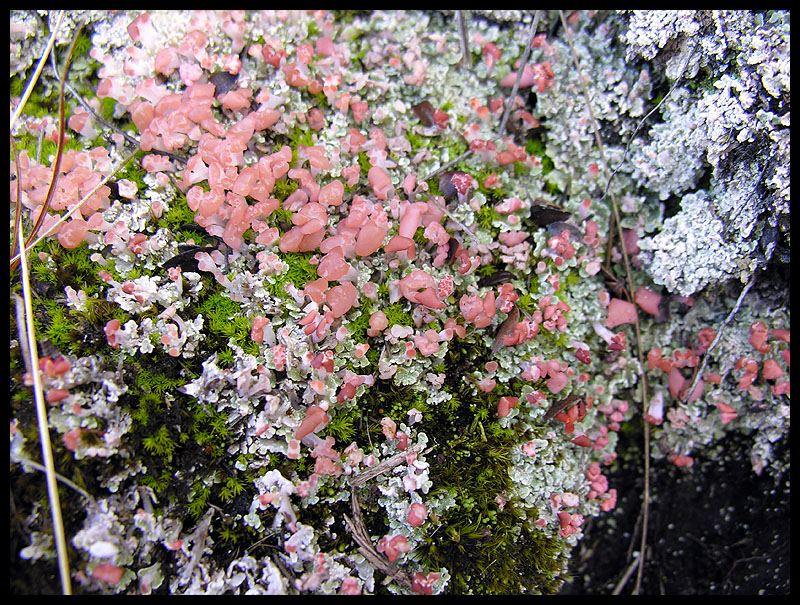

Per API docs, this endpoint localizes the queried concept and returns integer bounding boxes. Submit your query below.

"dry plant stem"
[60,78,141,150]
[612,554,642,595]
[16,457,96,508]
[424,194,481,246]
[423,10,540,182]
[350,442,428,487]
[10,23,83,274]
[344,444,430,588]
[57,70,187,165]
[497,11,540,136]
[13,294,33,377]
[421,148,473,183]
[681,275,756,404]
[9,10,65,131]
[600,41,696,270]
[11,134,23,258]
[557,11,650,594]
[26,24,82,244]
[457,11,471,70]
[343,487,412,589]
[598,41,698,206]
[422,11,540,244]
[9,146,139,268]
[183,509,215,583]
[17,223,72,595]
[46,34,142,150]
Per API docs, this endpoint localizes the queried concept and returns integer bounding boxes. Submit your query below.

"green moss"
[525,138,554,175]
[30,256,58,286]
[130,392,163,425]
[218,475,247,502]
[288,124,314,149]
[381,302,413,328]
[346,298,374,343]
[412,225,427,246]
[475,170,508,199]
[196,293,243,333]
[272,177,299,205]
[217,347,235,367]
[216,525,239,544]
[96,97,119,124]
[562,270,580,289]
[405,130,432,155]
[326,405,359,444]
[240,339,261,356]
[17,89,56,119]
[346,328,568,593]
[223,315,252,346]
[142,425,178,462]
[140,468,172,494]
[136,369,184,397]
[158,191,196,231]
[72,32,93,58]
[38,299,79,350]
[356,150,372,175]
[10,74,25,98]
[188,481,212,519]
[476,205,500,231]
[13,127,84,162]
[115,148,147,187]
[475,263,497,278]
[443,136,468,165]
[265,251,318,299]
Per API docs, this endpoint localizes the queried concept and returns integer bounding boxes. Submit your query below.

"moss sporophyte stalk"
[10,10,789,595]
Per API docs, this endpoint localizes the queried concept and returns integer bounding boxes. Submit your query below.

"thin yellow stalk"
[17,222,72,595]
[10,11,66,130]
[16,22,84,272]
[9,146,139,268]
[11,134,23,258]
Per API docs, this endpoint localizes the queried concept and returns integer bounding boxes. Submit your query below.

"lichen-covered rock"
[10,10,789,596]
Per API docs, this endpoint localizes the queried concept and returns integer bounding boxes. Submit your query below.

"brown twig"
[421,11,542,248]
[456,11,472,70]
[557,11,651,594]
[11,134,23,258]
[9,147,139,269]
[681,275,756,404]
[10,11,65,130]
[10,22,83,274]
[497,11,541,137]
[343,487,412,589]
[343,442,431,588]
[422,11,541,184]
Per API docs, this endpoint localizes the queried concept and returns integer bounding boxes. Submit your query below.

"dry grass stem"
[17,222,72,594]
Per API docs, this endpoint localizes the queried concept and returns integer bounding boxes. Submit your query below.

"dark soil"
[560,424,790,595]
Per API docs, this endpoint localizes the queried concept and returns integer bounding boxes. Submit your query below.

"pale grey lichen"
[621,11,789,294]
[621,10,702,63]
[19,531,57,562]
[626,87,706,200]
[619,10,790,295]
[534,17,652,206]
[638,191,751,296]
[10,11,47,79]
